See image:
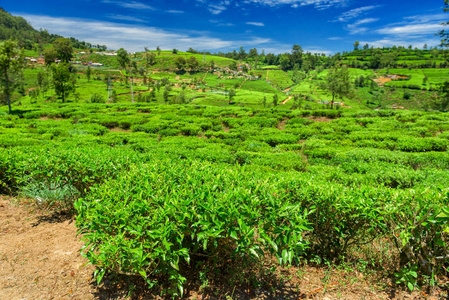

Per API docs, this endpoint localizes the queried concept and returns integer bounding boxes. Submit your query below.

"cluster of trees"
[174,56,200,73]
[0,37,78,113]
[188,45,329,71]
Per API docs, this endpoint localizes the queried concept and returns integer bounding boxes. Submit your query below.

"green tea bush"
[76,160,310,296]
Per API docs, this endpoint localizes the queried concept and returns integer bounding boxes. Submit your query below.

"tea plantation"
[1,102,448,296]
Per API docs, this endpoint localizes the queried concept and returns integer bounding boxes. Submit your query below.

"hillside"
[341,47,449,69]
[0,7,105,54]
[0,7,38,48]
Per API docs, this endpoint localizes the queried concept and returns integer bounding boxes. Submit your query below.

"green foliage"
[53,37,73,63]
[89,93,105,103]
[1,102,449,294]
[20,181,79,212]
[320,64,354,109]
[0,39,25,113]
[51,62,76,102]
[76,160,310,296]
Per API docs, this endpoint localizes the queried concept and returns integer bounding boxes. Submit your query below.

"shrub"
[75,160,310,296]
[89,93,106,103]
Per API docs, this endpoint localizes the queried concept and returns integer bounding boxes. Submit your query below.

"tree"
[249,48,258,59]
[0,39,25,114]
[28,88,40,104]
[273,94,279,106]
[238,46,247,60]
[320,64,354,109]
[229,61,238,71]
[86,65,92,81]
[228,88,236,104]
[430,81,449,111]
[37,69,50,97]
[53,38,73,63]
[438,0,449,47]
[163,85,171,103]
[44,47,57,66]
[363,43,369,50]
[146,53,156,66]
[187,56,199,72]
[291,45,303,69]
[353,41,360,51]
[116,48,130,69]
[279,54,291,70]
[52,63,76,103]
[116,48,135,102]
[174,56,187,72]
[157,46,161,56]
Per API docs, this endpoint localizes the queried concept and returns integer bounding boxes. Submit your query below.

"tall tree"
[53,38,73,63]
[228,88,236,104]
[0,39,25,114]
[116,48,135,102]
[52,62,76,103]
[116,48,130,69]
[353,41,360,51]
[320,64,354,109]
[439,0,449,47]
[86,65,92,81]
[291,45,303,69]
[36,69,50,97]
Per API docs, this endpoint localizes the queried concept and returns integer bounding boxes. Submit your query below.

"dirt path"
[281,96,292,105]
[0,197,97,300]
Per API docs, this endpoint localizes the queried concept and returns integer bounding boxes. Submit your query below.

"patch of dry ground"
[0,197,96,300]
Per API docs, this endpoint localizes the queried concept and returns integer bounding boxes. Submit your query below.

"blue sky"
[3,0,447,54]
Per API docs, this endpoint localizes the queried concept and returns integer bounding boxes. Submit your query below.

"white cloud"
[377,23,444,36]
[197,0,230,14]
[367,13,447,48]
[376,13,447,37]
[207,4,228,14]
[20,14,274,52]
[360,38,441,49]
[102,0,154,10]
[106,14,147,23]
[246,22,265,26]
[210,19,234,26]
[335,5,380,22]
[166,10,185,14]
[346,18,379,35]
[198,0,347,11]
[403,13,447,24]
[243,0,349,10]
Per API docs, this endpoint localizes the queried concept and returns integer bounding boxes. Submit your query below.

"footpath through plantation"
[0,103,448,298]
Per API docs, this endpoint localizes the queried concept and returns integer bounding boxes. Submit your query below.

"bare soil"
[0,197,447,300]
[373,77,392,86]
[281,96,292,105]
[0,196,97,300]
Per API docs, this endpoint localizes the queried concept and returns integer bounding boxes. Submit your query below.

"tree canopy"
[0,39,25,113]
[439,0,449,47]
[320,64,354,109]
